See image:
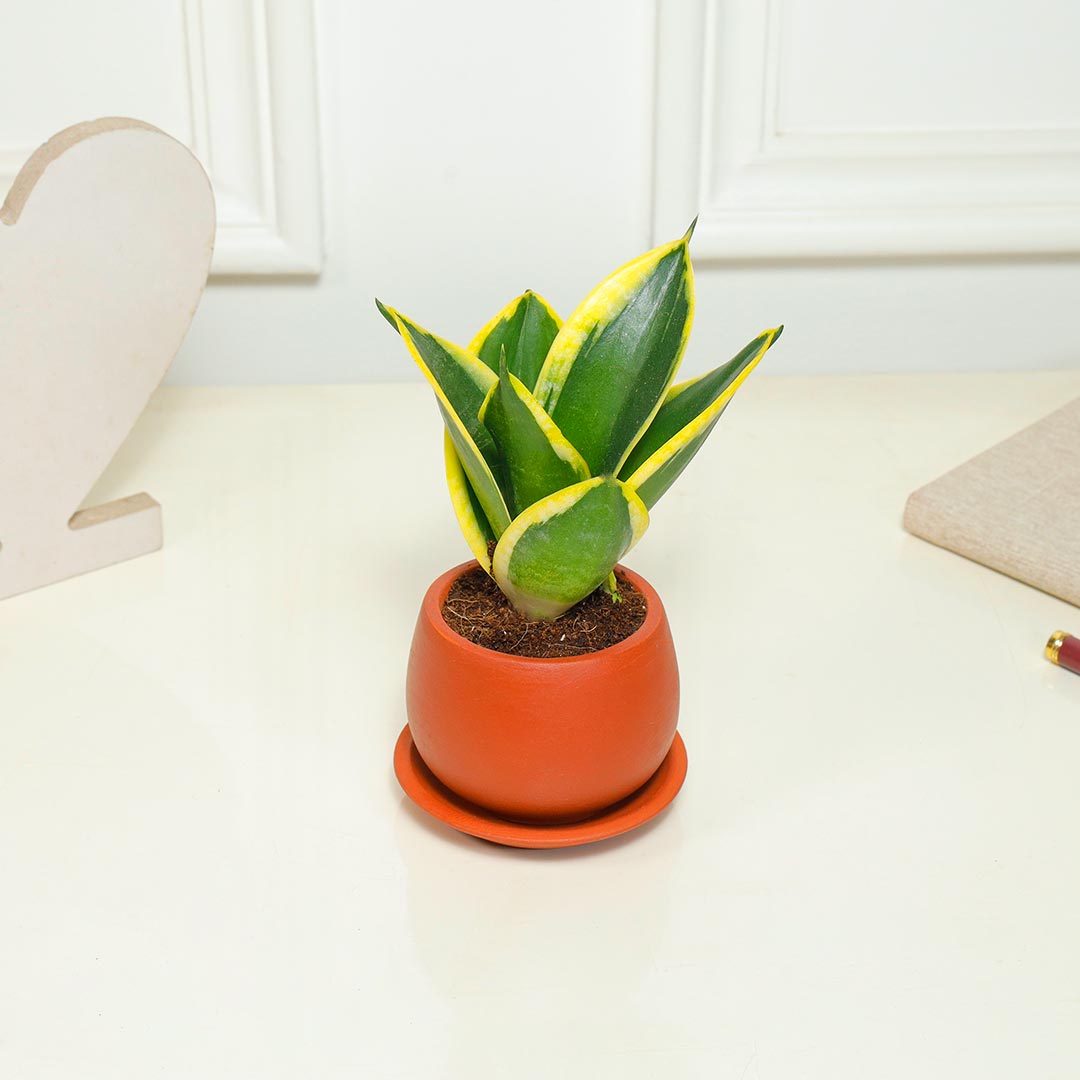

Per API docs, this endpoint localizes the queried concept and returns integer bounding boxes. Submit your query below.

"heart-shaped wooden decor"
[0,118,215,600]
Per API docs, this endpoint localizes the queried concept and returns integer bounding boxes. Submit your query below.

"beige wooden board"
[0,118,214,600]
[904,396,1080,608]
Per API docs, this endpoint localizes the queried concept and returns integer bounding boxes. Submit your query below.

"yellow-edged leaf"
[492,476,649,620]
[477,348,589,517]
[469,291,561,392]
[377,300,511,534]
[623,326,782,509]
[444,430,495,570]
[532,227,695,475]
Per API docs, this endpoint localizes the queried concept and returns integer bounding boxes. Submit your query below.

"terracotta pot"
[405,560,680,823]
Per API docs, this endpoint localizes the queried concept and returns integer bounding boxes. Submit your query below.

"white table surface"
[3,373,1080,1079]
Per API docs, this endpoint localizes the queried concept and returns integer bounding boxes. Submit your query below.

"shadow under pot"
[404,560,681,825]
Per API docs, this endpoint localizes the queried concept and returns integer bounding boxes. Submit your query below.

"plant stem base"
[394,725,687,850]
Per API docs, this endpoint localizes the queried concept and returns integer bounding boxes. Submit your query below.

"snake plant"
[377,223,782,620]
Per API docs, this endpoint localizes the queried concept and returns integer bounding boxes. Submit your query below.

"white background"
[2,0,1080,383]
[4,373,1080,1079]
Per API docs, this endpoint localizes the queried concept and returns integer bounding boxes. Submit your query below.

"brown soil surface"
[441,566,647,658]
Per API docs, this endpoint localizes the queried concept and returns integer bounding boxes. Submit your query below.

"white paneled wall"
[2,0,1079,382]
[0,1,321,275]
[656,0,1080,257]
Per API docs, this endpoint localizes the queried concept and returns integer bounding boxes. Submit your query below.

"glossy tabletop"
[2,373,1080,1079]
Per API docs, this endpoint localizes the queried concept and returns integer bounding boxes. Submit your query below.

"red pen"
[1045,631,1080,676]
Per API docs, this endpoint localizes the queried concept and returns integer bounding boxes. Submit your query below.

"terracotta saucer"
[394,725,687,850]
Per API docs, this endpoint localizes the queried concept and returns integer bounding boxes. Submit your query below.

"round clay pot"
[405,560,680,823]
